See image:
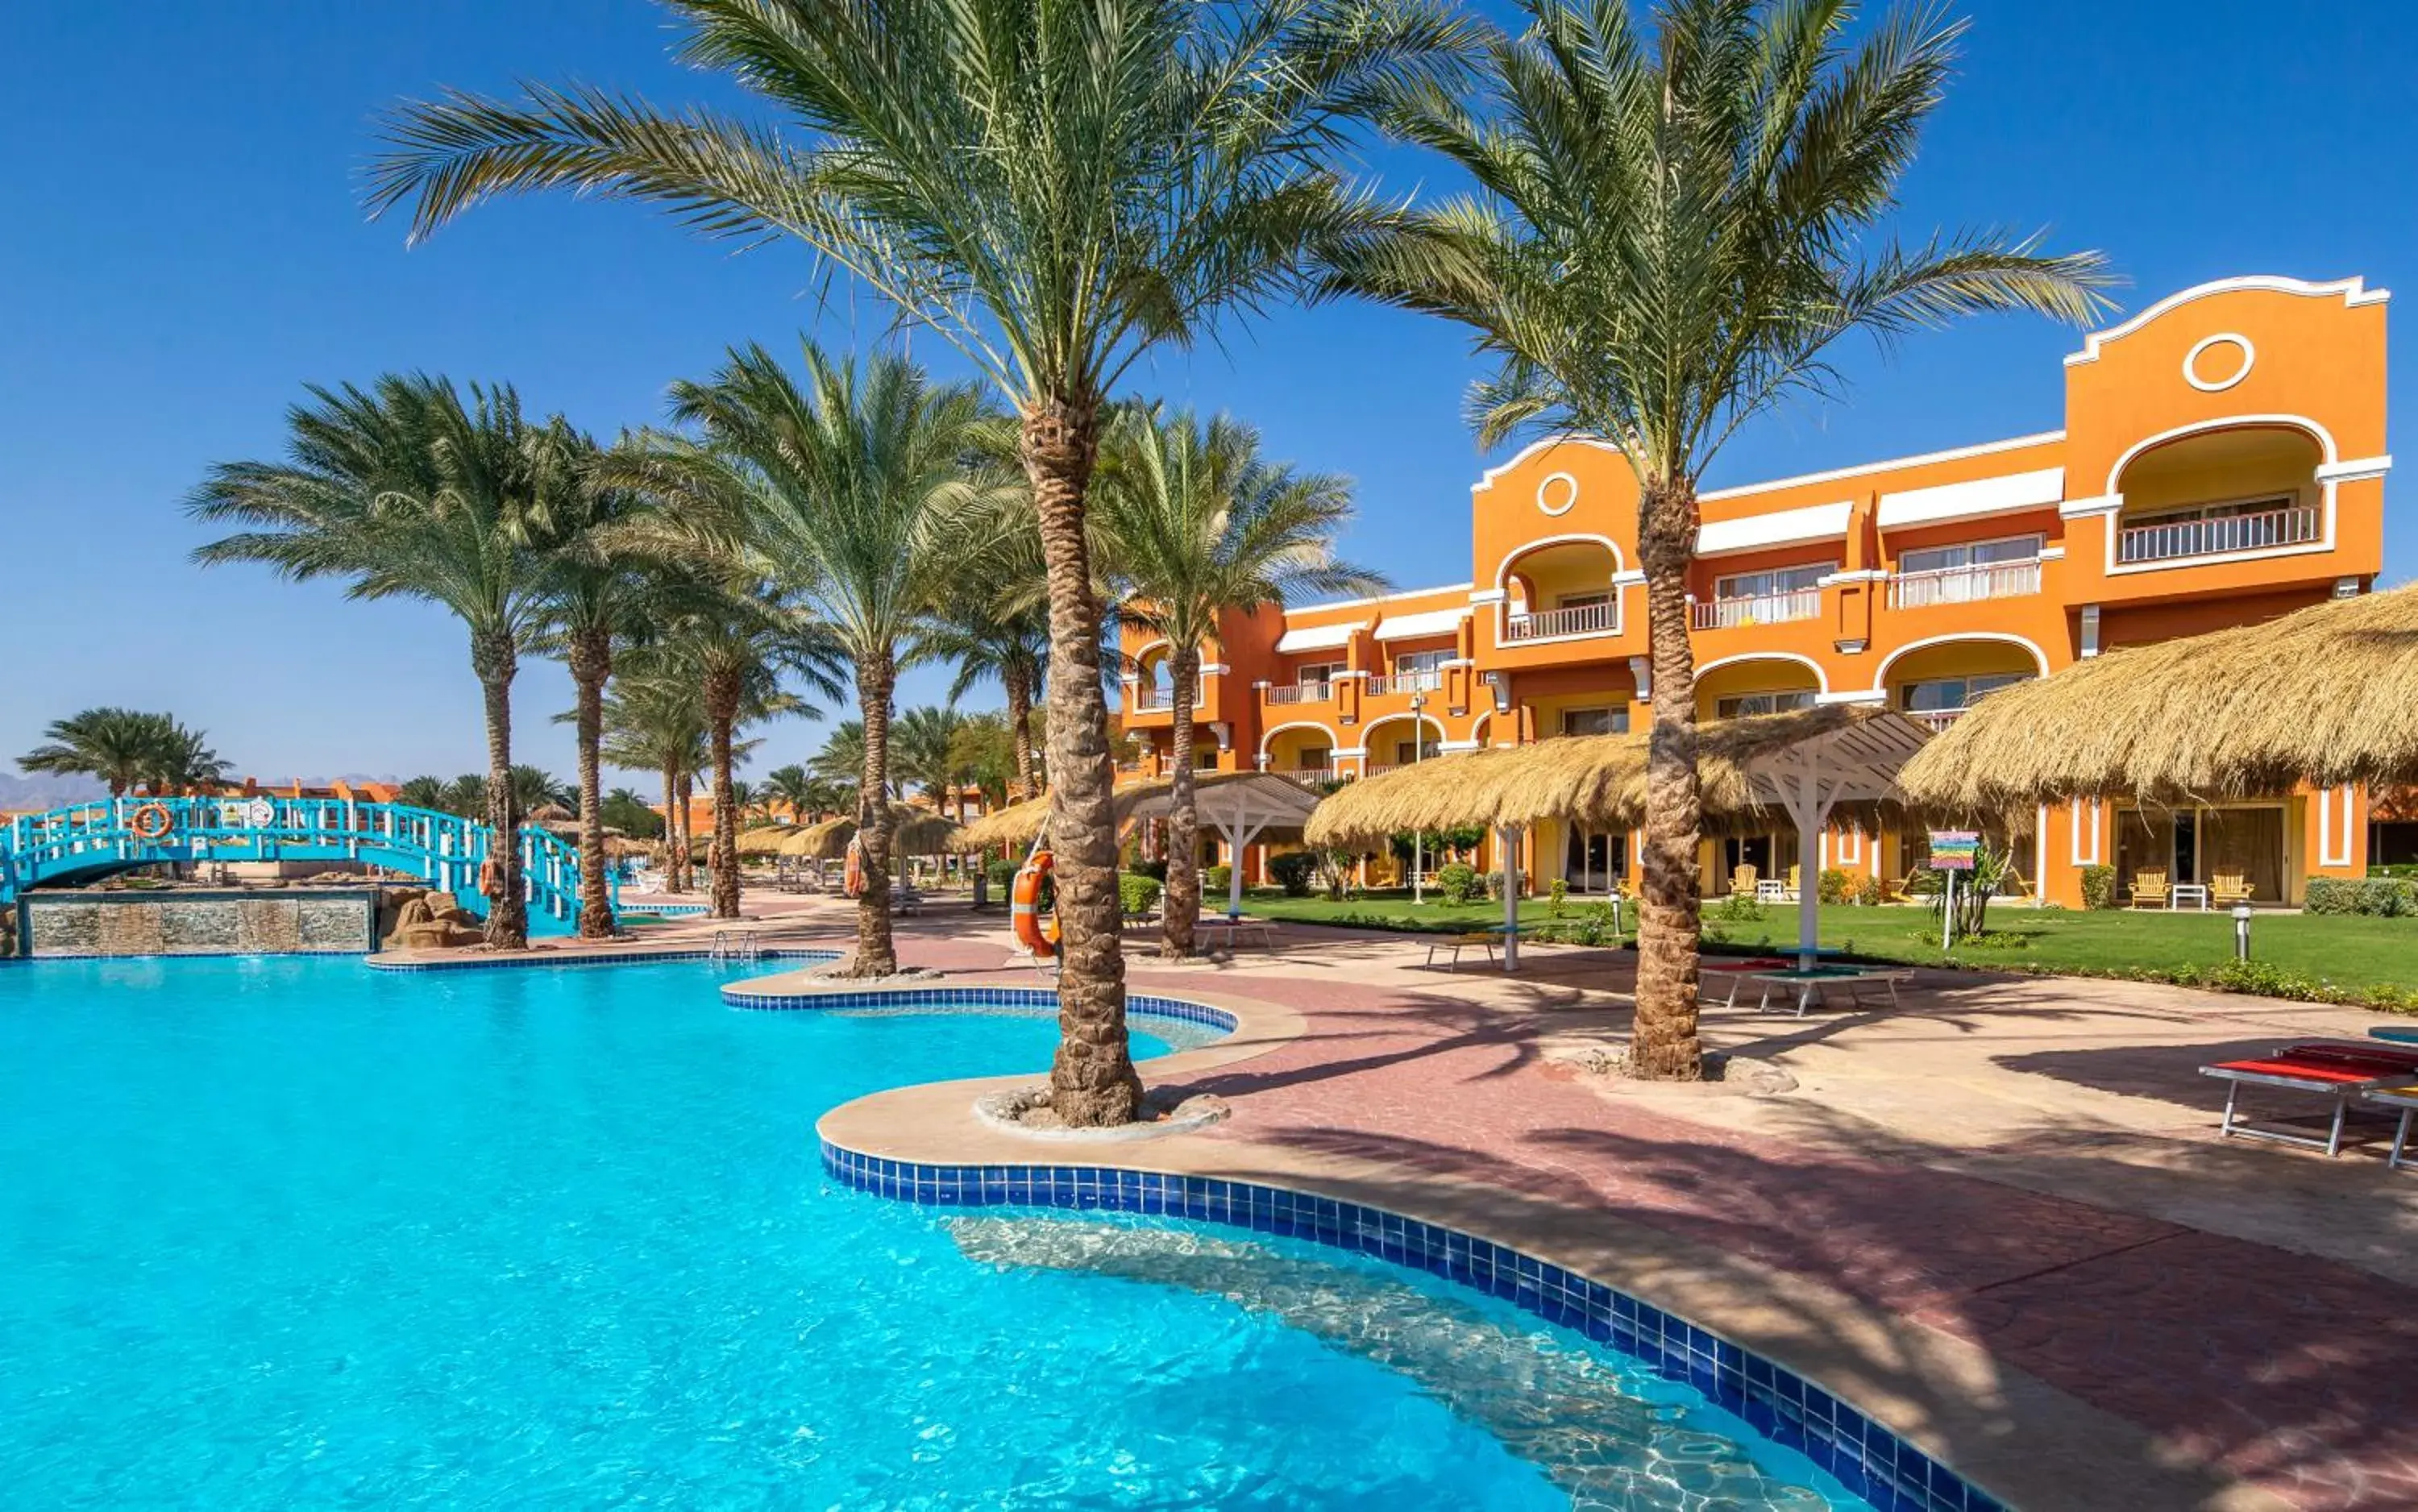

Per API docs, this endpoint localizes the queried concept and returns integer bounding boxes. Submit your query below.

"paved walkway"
[435,895,2418,1511]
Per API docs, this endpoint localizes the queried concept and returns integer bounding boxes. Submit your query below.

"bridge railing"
[0,798,616,931]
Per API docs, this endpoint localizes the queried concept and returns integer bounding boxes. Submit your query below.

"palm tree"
[599,661,710,891]
[808,721,873,808]
[509,765,575,812]
[19,708,177,798]
[893,706,973,822]
[398,775,451,812]
[146,721,231,794]
[1338,0,2112,1078]
[949,712,1020,812]
[762,763,838,824]
[530,430,674,936]
[657,596,837,917]
[189,376,578,948]
[441,775,489,820]
[617,343,984,974]
[924,581,1051,802]
[368,0,1471,1119]
[601,786,666,839]
[1094,405,1382,955]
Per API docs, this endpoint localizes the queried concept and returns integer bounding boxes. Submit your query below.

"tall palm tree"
[599,660,712,891]
[146,721,231,795]
[924,584,1051,802]
[762,763,839,823]
[1094,405,1381,954]
[189,376,577,947]
[530,431,675,935]
[808,721,874,808]
[617,343,985,975]
[657,596,837,917]
[398,775,451,812]
[601,786,666,839]
[892,706,972,822]
[368,0,1471,1120]
[509,765,575,812]
[19,708,177,798]
[1338,0,2112,1078]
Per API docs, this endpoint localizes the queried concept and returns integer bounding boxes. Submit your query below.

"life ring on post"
[129,803,174,841]
[478,858,505,899]
[843,837,867,899]
[1011,849,1062,959]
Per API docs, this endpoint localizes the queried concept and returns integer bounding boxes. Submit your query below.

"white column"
[1499,823,1523,971]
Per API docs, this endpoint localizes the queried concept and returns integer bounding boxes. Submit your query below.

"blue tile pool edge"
[721,981,1239,1036]
[818,1140,2004,1512]
[368,947,843,974]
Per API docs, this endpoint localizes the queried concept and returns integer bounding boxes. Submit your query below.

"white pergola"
[1120,773,1321,918]
[1740,712,1934,969]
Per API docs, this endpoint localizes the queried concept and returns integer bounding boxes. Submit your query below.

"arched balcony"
[2113,424,2325,567]
[1498,538,1622,643]
[1693,655,1825,721]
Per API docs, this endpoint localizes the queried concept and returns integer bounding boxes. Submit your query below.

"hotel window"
[1899,674,2028,714]
[1560,707,1628,737]
[1294,746,1331,771]
[1392,737,1440,763]
[1712,563,1831,602]
[1715,690,1817,718]
[1294,661,1343,690]
[1555,591,1610,610]
[1898,534,2042,576]
[1393,649,1449,675]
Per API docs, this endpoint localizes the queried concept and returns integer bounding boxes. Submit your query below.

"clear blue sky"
[3,0,2410,790]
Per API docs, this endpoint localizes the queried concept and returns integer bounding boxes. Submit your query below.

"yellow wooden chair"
[2129,868,2171,908]
[2212,870,2254,908]
[1730,863,1758,897]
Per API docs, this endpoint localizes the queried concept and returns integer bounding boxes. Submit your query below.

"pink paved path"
[841,918,2418,1511]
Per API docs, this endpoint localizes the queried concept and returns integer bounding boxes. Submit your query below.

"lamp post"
[2233,902,2253,961]
[1410,691,1427,905]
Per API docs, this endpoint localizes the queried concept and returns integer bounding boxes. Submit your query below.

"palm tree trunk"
[1160,644,1202,957]
[705,671,742,920]
[473,629,527,949]
[1632,477,1705,1081]
[1021,397,1141,1126]
[845,652,898,975]
[570,628,614,937]
[1005,664,1037,800]
[674,771,696,893]
[659,765,683,894]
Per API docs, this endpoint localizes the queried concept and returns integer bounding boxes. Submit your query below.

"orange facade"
[1120,276,2391,908]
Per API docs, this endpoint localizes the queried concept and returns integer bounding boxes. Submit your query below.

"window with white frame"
[1294,661,1344,690]
[1715,689,1817,718]
[1554,591,1610,610]
[1897,534,2042,576]
[1393,649,1450,675]
[1560,707,1627,736]
[1898,674,2029,713]
[1712,563,1831,601]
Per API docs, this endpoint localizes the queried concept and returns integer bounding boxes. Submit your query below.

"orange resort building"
[1117,276,2395,910]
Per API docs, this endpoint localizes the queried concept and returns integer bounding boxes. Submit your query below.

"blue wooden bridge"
[0,797,614,935]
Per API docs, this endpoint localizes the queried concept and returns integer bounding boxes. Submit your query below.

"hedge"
[2304,876,2418,916]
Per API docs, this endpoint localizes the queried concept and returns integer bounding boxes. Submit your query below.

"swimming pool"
[0,957,1875,1508]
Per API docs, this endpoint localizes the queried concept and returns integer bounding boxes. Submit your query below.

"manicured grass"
[1242,890,2418,998]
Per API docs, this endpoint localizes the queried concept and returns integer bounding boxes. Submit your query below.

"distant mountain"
[0,773,105,810]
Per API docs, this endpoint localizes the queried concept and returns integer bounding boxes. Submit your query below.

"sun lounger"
[1200,915,1274,952]
[1747,965,1910,1018]
[1704,957,1793,1007]
[2200,1041,2418,1157]
[1425,932,1498,970]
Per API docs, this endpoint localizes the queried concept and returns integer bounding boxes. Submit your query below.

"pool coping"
[811,974,2281,1512]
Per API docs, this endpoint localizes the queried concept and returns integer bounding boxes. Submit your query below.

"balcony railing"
[2117,503,2320,565]
[1275,767,1340,787]
[1888,559,2042,609]
[1365,670,1444,697]
[1689,588,1821,630]
[1503,600,1616,642]
[1903,708,1966,733]
[1133,692,1172,712]
[1263,682,1331,705]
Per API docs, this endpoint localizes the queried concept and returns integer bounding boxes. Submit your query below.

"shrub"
[1712,891,1765,923]
[2305,876,2416,916]
[1574,900,1618,946]
[1850,874,1883,907]
[1548,878,1569,918]
[1435,862,1481,903]
[2079,864,2117,911]
[1202,864,1232,898]
[1267,851,1319,898]
[1117,872,1162,916]
[984,856,1016,888]
[1130,857,1169,883]
[1817,868,1852,905]
[1481,868,1522,901]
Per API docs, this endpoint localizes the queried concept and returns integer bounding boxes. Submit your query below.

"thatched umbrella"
[1901,584,2418,811]
[735,825,796,858]
[790,808,963,862]
[529,802,575,824]
[953,797,1046,855]
[1307,707,1930,968]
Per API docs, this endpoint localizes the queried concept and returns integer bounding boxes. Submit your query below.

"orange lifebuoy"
[478,859,504,898]
[129,803,174,841]
[843,838,866,899]
[1011,849,1062,959]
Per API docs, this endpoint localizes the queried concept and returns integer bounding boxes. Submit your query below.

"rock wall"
[23,890,380,957]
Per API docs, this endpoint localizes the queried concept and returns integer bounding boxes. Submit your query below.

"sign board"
[1927,830,1980,871]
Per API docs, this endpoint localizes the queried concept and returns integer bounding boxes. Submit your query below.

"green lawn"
[1240,890,2418,1000]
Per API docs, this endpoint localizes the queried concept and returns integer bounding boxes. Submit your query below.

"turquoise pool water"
[0,957,1867,1509]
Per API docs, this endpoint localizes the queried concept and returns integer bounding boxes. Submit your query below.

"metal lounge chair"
[2200,1041,2418,1157]
[2369,1086,2418,1172]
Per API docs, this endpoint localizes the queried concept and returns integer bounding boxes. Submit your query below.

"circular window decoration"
[2183,333,2254,393]
[1535,471,1579,516]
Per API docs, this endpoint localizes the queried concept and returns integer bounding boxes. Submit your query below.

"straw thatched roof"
[1304,707,1910,848]
[947,771,1315,854]
[735,825,796,857]
[1898,584,2418,811]
[785,808,963,859]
